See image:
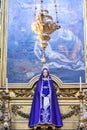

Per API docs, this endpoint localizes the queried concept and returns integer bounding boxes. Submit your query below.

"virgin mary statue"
[28,67,63,128]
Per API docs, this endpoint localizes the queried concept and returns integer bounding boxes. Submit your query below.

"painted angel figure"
[28,67,63,128]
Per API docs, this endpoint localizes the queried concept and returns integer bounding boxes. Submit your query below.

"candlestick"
[80,76,82,92]
[6,78,8,93]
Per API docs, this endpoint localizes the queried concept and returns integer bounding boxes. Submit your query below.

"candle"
[80,76,82,91]
[6,78,8,93]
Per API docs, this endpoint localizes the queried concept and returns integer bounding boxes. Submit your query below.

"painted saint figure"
[28,67,63,128]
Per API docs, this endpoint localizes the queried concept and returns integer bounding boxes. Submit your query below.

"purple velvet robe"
[28,74,63,128]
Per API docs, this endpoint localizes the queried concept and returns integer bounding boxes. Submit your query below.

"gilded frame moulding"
[0,0,87,88]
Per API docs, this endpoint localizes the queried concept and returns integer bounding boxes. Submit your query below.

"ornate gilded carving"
[57,90,78,97]
[34,124,55,130]
[9,75,79,98]
[11,105,29,119]
[84,91,87,111]
[0,91,11,129]
[11,89,78,98]
[11,89,34,97]
[11,104,80,120]
[79,90,87,129]
[62,105,80,119]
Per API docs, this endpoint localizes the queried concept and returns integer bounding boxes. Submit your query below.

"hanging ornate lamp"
[32,0,61,63]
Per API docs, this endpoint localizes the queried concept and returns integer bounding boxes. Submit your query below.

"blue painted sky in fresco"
[7,0,85,83]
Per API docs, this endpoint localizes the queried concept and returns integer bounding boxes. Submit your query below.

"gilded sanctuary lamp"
[31,9,61,63]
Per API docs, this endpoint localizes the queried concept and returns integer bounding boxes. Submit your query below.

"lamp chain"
[40,0,43,13]
[53,0,59,23]
[34,0,37,20]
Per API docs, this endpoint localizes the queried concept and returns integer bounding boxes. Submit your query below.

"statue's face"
[43,69,48,78]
